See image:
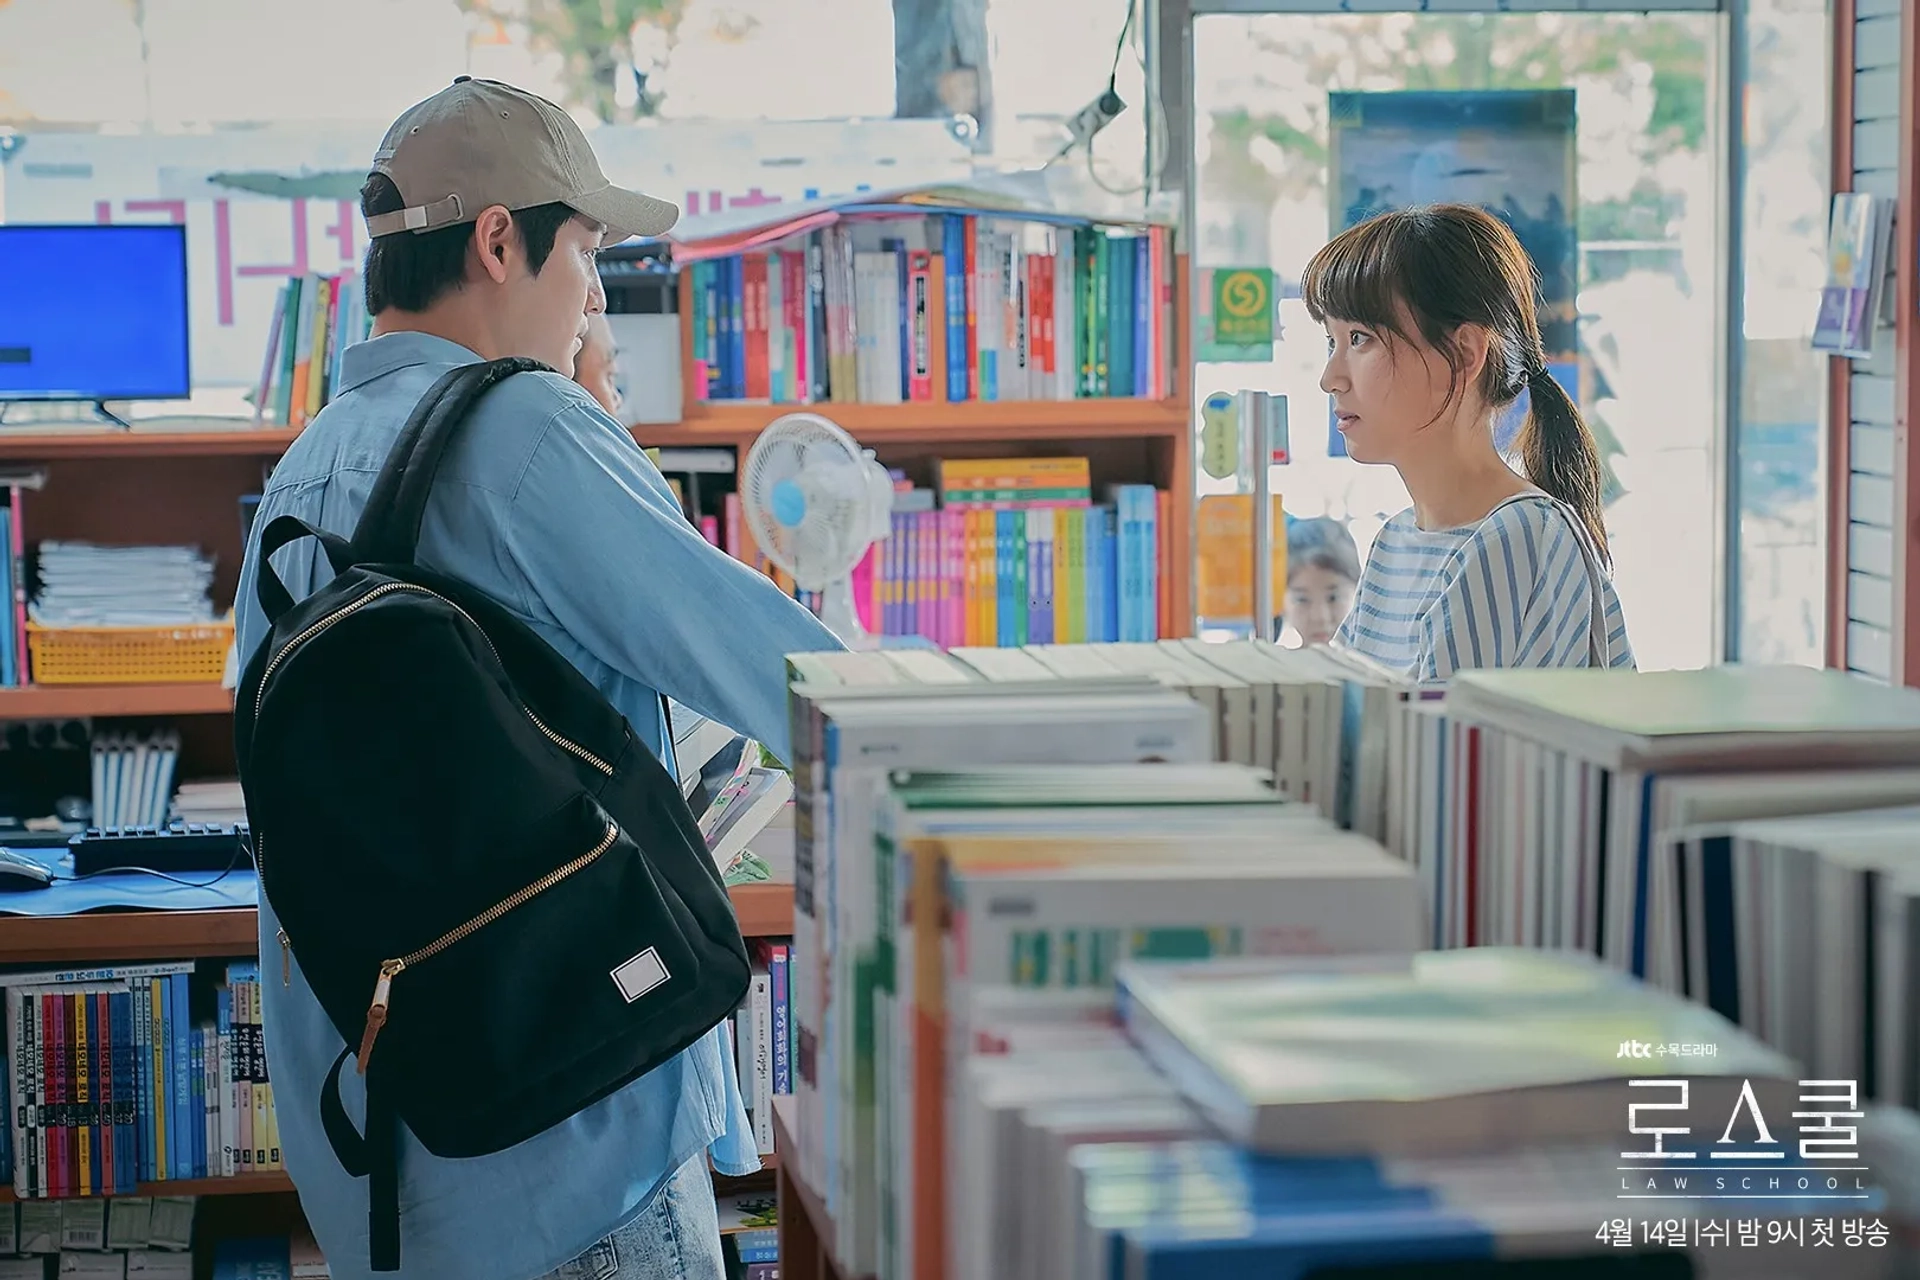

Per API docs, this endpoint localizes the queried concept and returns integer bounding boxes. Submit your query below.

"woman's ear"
[1449,323,1493,386]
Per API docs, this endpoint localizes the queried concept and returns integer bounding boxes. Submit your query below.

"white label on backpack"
[611,947,670,1003]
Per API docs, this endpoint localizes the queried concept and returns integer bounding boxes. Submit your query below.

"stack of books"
[774,652,1920,1278]
[1039,951,1911,1278]
[780,640,1431,1277]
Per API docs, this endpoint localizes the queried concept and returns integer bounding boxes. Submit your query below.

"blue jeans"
[539,1155,726,1280]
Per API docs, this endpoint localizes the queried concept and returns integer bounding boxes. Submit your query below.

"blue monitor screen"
[0,224,192,401]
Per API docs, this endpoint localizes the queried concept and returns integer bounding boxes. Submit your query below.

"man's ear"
[470,205,517,286]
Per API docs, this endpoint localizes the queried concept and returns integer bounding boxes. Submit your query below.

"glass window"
[1192,10,1722,670]
[1,0,1155,406]
[1736,0,1831,666]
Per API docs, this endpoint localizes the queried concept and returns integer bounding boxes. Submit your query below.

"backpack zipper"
[356,820,621,1073]
[252,581,615,777]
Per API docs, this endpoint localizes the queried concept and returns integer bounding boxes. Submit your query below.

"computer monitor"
[0,223,193,407]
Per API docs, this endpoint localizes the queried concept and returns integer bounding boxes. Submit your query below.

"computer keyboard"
[69,823,252,877]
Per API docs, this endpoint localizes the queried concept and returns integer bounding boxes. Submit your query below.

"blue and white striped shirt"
[1335,495,1636,683]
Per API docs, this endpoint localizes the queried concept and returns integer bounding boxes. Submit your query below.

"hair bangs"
[1301,215,1416,342]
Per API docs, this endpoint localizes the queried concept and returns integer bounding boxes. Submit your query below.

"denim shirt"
[232,331,843,1280]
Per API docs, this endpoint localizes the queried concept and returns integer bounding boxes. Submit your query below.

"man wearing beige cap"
[235,77,840,1280]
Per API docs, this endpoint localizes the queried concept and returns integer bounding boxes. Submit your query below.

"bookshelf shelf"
[0,683,234,719]
[0,909,258,967]
[657,398,1190,447]
[730,882,794,937]
[0,1173,295,1204]
[0,884,793,969]
[0,429,299,463]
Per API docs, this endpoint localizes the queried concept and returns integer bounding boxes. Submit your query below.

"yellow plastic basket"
[25,621,235,686]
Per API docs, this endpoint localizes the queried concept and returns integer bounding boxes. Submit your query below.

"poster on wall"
[1324,88,1578,459]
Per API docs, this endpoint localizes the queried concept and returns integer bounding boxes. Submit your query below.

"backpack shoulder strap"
[1478,490,1611,669]
[254,515,357,626]
[349,355,551,568]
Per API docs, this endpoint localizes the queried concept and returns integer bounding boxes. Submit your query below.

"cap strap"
[365,193,465,238]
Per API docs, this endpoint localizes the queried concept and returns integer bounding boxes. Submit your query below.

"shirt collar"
[337,330,485,394]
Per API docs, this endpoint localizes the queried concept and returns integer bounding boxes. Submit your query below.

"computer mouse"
[0,848,53,890]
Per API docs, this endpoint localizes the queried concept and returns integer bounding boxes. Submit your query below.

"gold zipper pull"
[276,928,291,986]
[357,960,405,1074]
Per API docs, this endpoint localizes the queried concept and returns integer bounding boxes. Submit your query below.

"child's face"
[1286,563,1356,646]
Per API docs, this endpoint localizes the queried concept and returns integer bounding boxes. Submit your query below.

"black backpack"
[234,358,751,1272]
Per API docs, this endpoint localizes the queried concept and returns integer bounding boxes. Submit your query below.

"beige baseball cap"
[365,76,678,243]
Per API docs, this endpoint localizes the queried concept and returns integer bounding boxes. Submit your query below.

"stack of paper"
[170,778,247,827]
[30,542,216,627]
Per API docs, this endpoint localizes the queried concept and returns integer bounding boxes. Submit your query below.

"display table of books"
[771,646,1920,1279]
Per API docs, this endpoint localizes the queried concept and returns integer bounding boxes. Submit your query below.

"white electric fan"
[740,412,894,649]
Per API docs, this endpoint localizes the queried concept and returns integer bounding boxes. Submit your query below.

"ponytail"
[1518,368,1610,569]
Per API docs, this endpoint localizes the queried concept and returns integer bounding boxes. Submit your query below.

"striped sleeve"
[1417,502,1604,682]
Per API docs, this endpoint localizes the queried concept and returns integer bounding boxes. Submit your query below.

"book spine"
[908,250,934,402]
[8,488,25,684]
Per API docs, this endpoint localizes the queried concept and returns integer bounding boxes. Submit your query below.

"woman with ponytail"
[1302,203,1635,681]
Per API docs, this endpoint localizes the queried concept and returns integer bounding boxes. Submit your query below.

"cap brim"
[573,183,679,242]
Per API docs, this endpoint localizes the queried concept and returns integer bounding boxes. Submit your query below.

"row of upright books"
[1386,664,1920,1121]
[729,939,792,1158]
[717,457,1175,646]
[0,483,25,688]
[2,961,280,1200]
[684,213,1177,405]
[250,272,370,429]
[88,733,180,833]
[776,646,1920,1277]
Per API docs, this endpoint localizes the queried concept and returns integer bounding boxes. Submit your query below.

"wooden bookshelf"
[774,1094,865,1280]
[0,1173,295,1204]
[662,249,1197,637]
[0,884,792,969]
